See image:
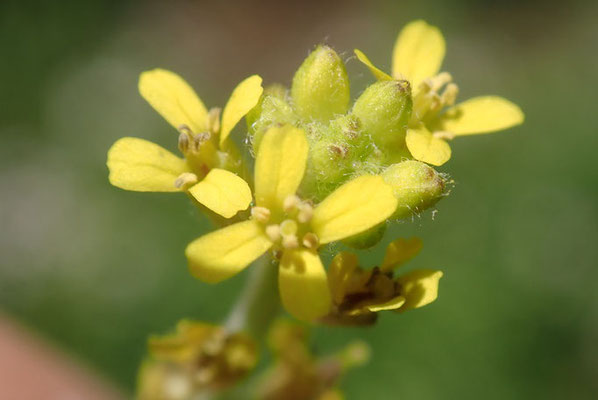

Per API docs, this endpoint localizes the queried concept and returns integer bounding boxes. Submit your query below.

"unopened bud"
[351,80,412,163]
[291,45,350,121]
[382,160,446,220]
[342,221,386,249]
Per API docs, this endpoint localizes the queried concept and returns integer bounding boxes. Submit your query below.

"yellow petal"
[365,295,406,312]
[353,49,392,81]
[392,20,445,87]
[139,69,208,133]
[279,249,331,321]
[380,237,423,272]
[186,220,272,283]
[432,96,524,136]
[254,125,308,210]
[312,175,398,244]
[328,252,359,304]
[406,126,451,166]
[188,169,252,218]
[107,137,190,192]
[397,270,443,311]
[220,75,264,146]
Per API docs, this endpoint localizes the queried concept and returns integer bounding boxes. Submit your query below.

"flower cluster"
[107,19,523,399]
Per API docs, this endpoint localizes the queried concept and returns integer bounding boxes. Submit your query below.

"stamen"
[280,219,298,236]
[207,107,221,134]
[441,83,459,106]
[265,224,281,242]
[193,132,211,151]
[174,172,198,189]
[283,195,301,213]
[282,234,299,249]
[251,207,271,223]
[178,132,190,153]
[433,131,456,140]
[302,232,319,249]
[297,203,314,223]
[371,274,395,299]
[178,124,193,135]
[430,72,452,91]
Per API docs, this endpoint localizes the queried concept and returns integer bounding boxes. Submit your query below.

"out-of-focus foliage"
[1,0,598,398]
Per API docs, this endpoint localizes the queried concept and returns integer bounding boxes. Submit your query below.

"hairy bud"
[382,160,446,219]
[291,45,350,121]
[351,80,412,163]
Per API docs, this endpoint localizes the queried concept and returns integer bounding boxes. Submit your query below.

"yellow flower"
[185,124,398,321]
[107,69,263,218]
[137,320,257,399]
[324,237,443,325]
[257,319,369,400]
[355,20,524,166]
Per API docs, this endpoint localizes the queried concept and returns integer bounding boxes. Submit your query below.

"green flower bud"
[291,45,350,121]
[342,222,387,249]
[382,160,446,220]
[246,92,298,154]
[351,80,412,163]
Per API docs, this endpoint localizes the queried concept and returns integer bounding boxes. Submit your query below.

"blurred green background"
[2,0,597,398]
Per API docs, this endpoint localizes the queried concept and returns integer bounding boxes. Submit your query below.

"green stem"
[225,256,280,337]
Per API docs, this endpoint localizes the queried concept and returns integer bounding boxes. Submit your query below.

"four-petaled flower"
[185,124,398,321]
[107,68,263,218]
[324,237,443,325]
[354,20,524,166]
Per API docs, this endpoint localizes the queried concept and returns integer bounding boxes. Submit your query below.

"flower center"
[173,108,223,189]
[410,72,459,126]
[251,195,320,252]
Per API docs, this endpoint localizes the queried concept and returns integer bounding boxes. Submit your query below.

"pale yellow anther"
[283,195,301,213]
[251,206,271,223]
[174,172,198,189]
[302,232,319,249]
[433,130,456,140]
[178,132,190,153]
[207,107,221,134]
[442,83,459,106]
[193,132,211,151]
[280,219,298,236]
[178,124,193,135]
[265,224,281,242]
[430,72,452,91]
[282,234,299,249]
[297,204,314,223]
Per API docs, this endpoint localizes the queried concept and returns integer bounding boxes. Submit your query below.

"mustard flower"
[257,319,369,400]
[107,69,263,218]
[323,237,443,325]
[137,320,257,399]
[185,124,398,321]
[355,20,524,166]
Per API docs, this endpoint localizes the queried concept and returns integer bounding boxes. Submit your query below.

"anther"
[280,219,298,236]
[283,195,301,213]
[282,234,299,249]
[178,124,193,135]
[329,144,348,158]
[441,83,459,106]
[178,132,190,153]
[174,172,198,189]
[433,131,456,140]
[193,132,211,151]
[430,72,452,91]
[207,107,221,134]
[297,204,314,223]
[265,224,281,242]
[251,207,271,223]
[302,232,319,249]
